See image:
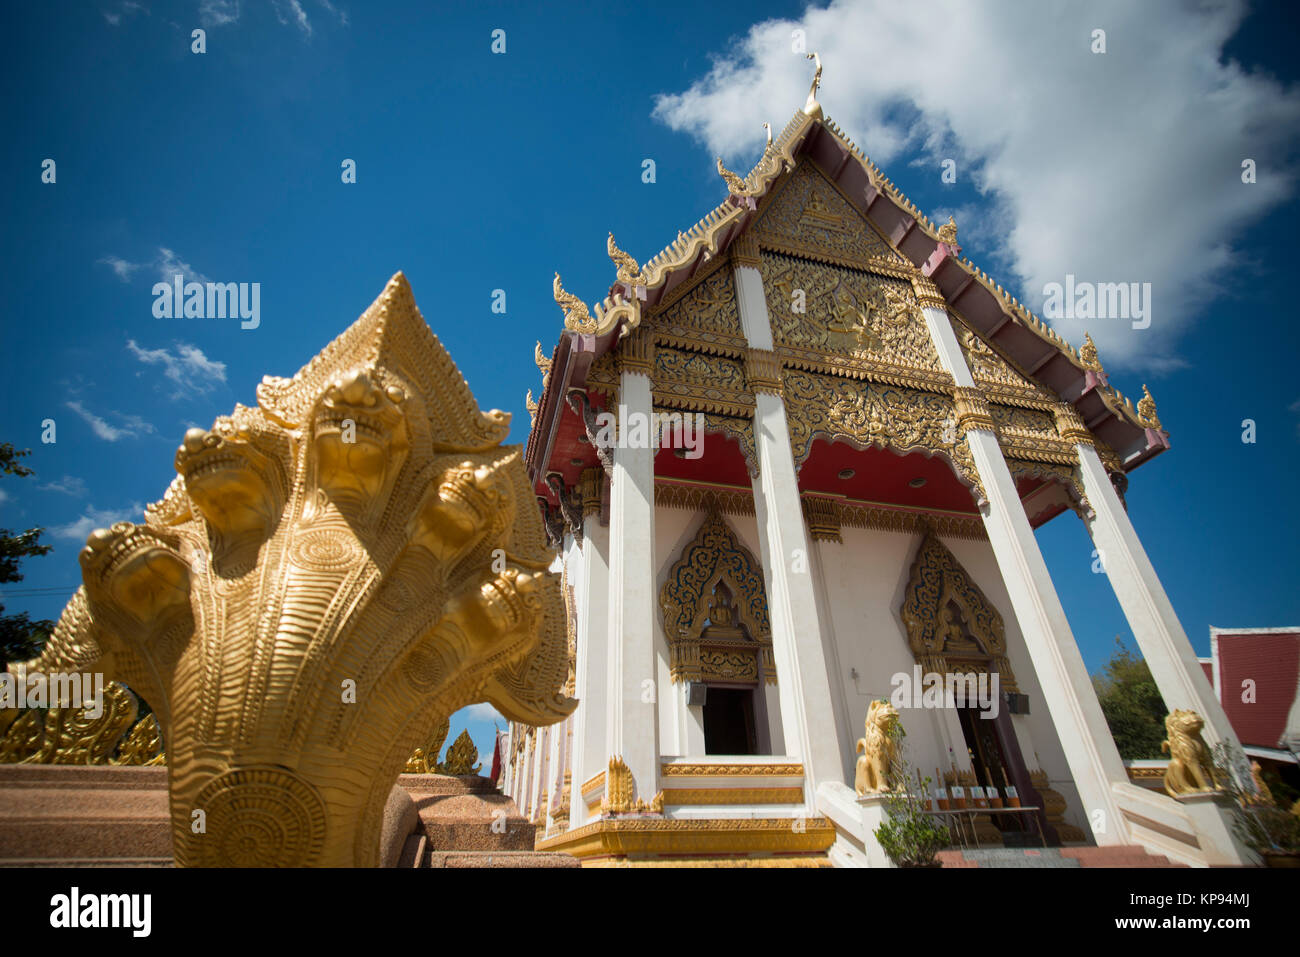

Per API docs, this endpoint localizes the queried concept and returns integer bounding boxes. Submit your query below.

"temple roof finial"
[803,52,823,120]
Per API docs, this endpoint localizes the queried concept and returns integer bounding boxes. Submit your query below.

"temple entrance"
[703,687,758,755]
[956,703,1042,844]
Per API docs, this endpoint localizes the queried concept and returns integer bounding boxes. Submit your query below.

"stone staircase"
[396,774,579,868]
[939,846,1187,868]
[0,766,578,867]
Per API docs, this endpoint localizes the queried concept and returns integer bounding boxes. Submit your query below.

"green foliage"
[1211,742,1300,857]
[872,711,950,867]
[0,444,55,668]
[1093,636,1167,759]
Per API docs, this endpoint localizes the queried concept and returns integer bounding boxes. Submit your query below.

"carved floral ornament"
[12,274,576,867]
[899,531,1019,692]
[659,512,776,685]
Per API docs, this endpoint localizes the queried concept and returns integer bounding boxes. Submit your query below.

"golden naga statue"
[854,699,901,795]
[1161,709,1217,797]
[12,273,576,866]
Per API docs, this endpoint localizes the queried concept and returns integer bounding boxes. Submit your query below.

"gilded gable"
[752,160,902,264]
[648,257,745,351]
[759,252,944,377]
[952,318,1058,403]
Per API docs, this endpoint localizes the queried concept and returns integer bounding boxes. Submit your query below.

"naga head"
[33,273,575,867]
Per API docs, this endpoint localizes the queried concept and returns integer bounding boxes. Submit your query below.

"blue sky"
[2,0,1298,766]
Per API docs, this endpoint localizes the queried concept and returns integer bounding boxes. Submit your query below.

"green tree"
[1093,636,1167,759]
[0,443,54,668]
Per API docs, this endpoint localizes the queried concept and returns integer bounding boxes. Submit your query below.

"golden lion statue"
[855,699,900,794]
[1161,709,1217,796]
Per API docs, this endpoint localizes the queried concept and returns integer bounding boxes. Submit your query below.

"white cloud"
[99,246,211,287]
[273,0,311,36]
[461,702,505,724]
[65,400,155,442]
[652,0,1300,371]
[127,340,227,397]
[199,0,240,28]
[40,475,88,497]
[0,487,9,505]
[51,503,145,541]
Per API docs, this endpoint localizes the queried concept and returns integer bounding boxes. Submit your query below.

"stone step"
[940,845,1187,868]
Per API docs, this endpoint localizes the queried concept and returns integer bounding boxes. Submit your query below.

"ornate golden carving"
[580,468,603,518]
[115,713,165,766]
[760,253,944,391]
[654,480,755,516]
[661,763,803,776]
[403,715,450,773]
[836,501,986,540]
[602,756,634,813]
[1053,404,1094,447]
[1138,385,1162,430]
[12,273,575,867]
[900,531,1018,691]
[937,215,958,244]
[661,787,803,805]
[729,232,761,268]
[744,348,783,395]
[442,729,483,775]
[554,272,596,334]
[653,347,752,417]
[1079,333,1102,372]
[854,700,901,794]
[525,389,539,424]
[0,680,140,765]
[659,512,776,685]
[781,370,982,500]
[649,258,746,352]
[912,276,948,310]
[535,815,835,859]
[1161,710,1217,796]
[607,232,643,286]
[617,326,655,377]
[953,386,996,433]
[716,156,756,198]
[801,494,843,543]
[753,161,902,265]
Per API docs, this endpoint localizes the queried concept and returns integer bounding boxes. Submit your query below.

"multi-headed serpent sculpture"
[13,273,575,866]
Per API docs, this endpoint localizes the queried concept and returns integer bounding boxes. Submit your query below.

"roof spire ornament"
[1137,384,1162,430]
[607,232,643,286]
[534,340,552,378]
[763,121,773,150]
[716,156,750,196]
[553,272,596,334]
[803,52,823,119]
[1079,332,1102,371]
[938,215,958,244]
[525,389,539,424]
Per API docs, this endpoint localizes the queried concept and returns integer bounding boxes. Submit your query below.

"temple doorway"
[703,687,758,755]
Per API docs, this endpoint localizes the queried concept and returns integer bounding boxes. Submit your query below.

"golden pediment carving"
[899,531,1018,692]
[752,160,902,263]
[659,512,775,685]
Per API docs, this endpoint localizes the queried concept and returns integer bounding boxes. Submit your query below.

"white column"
[605,365,661,804]
[545,714,563,827]
[568,487,609,827]
[529,726,548,822]
[736,259,850,803]
[922,304,1130,845]
[751,394,851,801]
[1076,444,1244,754]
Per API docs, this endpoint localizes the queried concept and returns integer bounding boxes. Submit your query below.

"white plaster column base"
[1173,791,1258,867]
[816,781,895,868]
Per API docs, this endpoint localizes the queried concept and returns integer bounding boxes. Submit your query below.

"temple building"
[501,69,1252,867]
